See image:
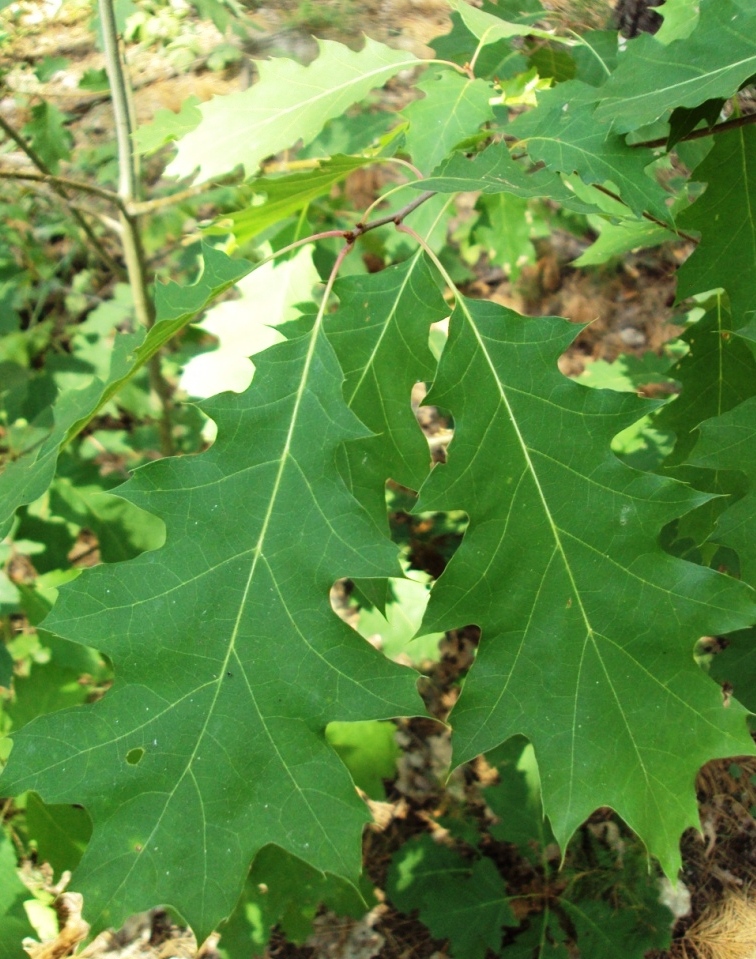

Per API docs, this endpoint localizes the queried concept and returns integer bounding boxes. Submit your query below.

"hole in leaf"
[126,747,144,766]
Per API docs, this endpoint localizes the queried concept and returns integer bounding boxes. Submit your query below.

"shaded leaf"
[167,38,419,182]
[431,11,526,80]
[570,31,617,87]
[563,896,670,959]
[387,834,515,959]
[690,395,756,585]
[708,626,756,712]
[0,333,139,540]
[25,795,92,876]
[595,0,756,131]
[219,845,371,957]
[484,736,555,853]
[652,304,756,552]
[1,309,421,941]
[413,144,599,212]
[415,297,756,877]
[507,80,671,221]
[677,127,756,329]
[667,98,723,149]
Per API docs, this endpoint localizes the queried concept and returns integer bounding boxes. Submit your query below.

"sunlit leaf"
[416,297,756,877]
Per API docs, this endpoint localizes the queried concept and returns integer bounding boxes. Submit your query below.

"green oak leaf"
[326,252,445,528]
[412,144,599,212]
[403,70,494,175]
[0,311,421,942]
[415,297,756,878]
[48,455,164,565]
[667,98,723,150]
[167,38,419,182]
[484,737,555,854]
[472,192,536,278]
[507,911,569,958]
[572,217,668,266]
[206,156,374,246]
[507,80,672,221]
[653,306,756,468]
[387,834,515,959]
[594,0,756,132]
[689,395,756,586]
[677,128,756,330]
[655,0,700,43]
[570,31,617,87]
[563,896,671,959]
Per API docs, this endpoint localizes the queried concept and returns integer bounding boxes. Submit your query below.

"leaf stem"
[98,0,175,456]
[350,190,437,238]
[632,111,756,150]
[395,222,459,302]
[0,168,126,210]
[591,184,699,244]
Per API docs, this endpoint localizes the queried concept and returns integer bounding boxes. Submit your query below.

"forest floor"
[5,2,756,958]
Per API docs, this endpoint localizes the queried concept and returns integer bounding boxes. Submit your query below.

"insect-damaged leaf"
[0,315,421,941]
[415,297,756,877]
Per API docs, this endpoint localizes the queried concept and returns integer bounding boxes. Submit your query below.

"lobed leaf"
[387,834,515,959]
[167,38,419,183]
[412,143,599,212]
[403,70,494,175]
[415,297,756,877]
[507,80,672,221]
[0,334,140,540]
[1,312,421,941]
[594,0,756,131]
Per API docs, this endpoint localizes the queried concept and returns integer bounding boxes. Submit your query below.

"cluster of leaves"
[2,0,756,954]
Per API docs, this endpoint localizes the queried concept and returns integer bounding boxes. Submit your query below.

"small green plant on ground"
[1,0,756,955]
